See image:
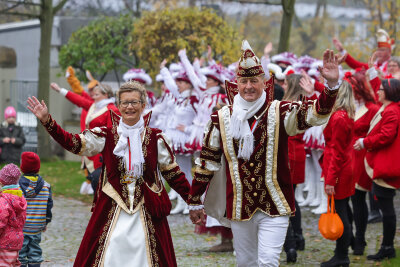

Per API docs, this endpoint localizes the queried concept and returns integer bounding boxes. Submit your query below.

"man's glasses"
[120,100,142,108]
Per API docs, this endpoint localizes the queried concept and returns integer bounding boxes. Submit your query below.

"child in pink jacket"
[0,164,27,266]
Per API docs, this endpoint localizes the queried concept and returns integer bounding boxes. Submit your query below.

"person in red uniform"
[333,29,394,77]
[50,82,119,193]
[189,40,341,267]
[344,70,380,256]
[27,81,190,267]
[321,80,355,267]
[354,78,400,261]
[281,73,307,263]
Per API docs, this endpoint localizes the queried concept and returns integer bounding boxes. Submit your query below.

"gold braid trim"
[159,162,178,172]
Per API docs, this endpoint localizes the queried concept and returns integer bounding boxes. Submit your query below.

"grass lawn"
[381,249,400,267]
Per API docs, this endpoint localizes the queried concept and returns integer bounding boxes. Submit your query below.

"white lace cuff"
[324,79,342,90]
[188,205,204,211]
[60,88,68,96]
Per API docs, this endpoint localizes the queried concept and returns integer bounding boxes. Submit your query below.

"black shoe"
[321,255,350,267]
[286,248,297,263]
[295,233,305,251]
[367,210,382,224]
[367,245,396,261]
[28,264,41,267]
[353,239,366,255]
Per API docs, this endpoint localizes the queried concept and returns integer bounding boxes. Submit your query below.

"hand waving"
[318,49,339,88]
[27,96,49,124]
[332,37,344,52]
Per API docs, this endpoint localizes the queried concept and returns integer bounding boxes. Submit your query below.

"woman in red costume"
[321,81,355,267]
[51,82,119,193]
[343,70,380,256]
[27,81,190,267]
[354,78,400,261]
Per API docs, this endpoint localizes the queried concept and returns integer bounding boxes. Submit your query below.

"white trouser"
[231,212,289,267]
[176,154,193,185]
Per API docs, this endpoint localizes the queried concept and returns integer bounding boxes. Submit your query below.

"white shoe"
[170,197,186,214]
[168,189,178,200]
[295,185,306,203]
[80,181,93,195]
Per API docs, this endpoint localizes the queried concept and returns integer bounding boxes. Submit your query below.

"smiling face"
[378,85,386,104]
[237,76,265,102]
[118,91,145,126]
[176,80,192,93]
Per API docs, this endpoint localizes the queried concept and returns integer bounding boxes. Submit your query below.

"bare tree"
[223,0,296,52]
[0,0,68,159]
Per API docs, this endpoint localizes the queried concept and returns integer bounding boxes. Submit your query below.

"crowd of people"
[1,27,400,267]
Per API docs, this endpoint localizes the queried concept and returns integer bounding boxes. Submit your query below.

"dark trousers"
[87,167,102,192]
[334,198,352,257]
[351,189,368,243]
[284,184,303,251]
[372,183,396,246]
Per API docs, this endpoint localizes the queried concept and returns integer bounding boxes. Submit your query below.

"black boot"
[353,238,366,255]
[28,264,41,267]
[367,210,382,224]
[286,248,297,263]
[295,233,305,251]
[320,255,350,267]
[367,245,396,261]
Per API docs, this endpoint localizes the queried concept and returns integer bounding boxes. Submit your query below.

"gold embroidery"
[94,201,117,266]
[159,162,178,172]
[195,166,213,176]
[71,135,79,154]
[142,206,159,266]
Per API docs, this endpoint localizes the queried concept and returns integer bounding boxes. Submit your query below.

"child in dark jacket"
[0,163,27,267]
[18,152,53,267]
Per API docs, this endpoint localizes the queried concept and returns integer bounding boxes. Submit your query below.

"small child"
[18,152,53,267]
[0,163,27,267]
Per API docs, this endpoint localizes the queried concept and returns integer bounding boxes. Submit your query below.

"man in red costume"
[189,40,342,266]
[333,29,394,76]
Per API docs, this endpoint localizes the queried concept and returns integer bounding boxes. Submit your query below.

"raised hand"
[368,51,378,68]
[160,59,167,69]
[264,42,273,57]
[318,49,339,88]
[50,82,61,92]
[207,45,213,62]
[332,37,344,52]
[299,70,314,95]
[27,96,49,123]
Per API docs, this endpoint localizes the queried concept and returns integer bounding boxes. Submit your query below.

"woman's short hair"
[389,57,400,68]
[382,79,400,102]
[95,83,114,98]
[116,81,147,105]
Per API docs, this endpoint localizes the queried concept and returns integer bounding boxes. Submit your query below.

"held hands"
[50,82,61,92]
[189,209,206,225]
[27,96,49,124]
[319,49,340,88]
[353,139,363,151]
[325,184,335,195]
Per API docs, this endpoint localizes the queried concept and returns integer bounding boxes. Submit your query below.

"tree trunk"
[37,0,53,160]
[278,0,296,53]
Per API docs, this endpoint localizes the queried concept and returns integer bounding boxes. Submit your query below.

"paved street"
[41,196,400,266]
